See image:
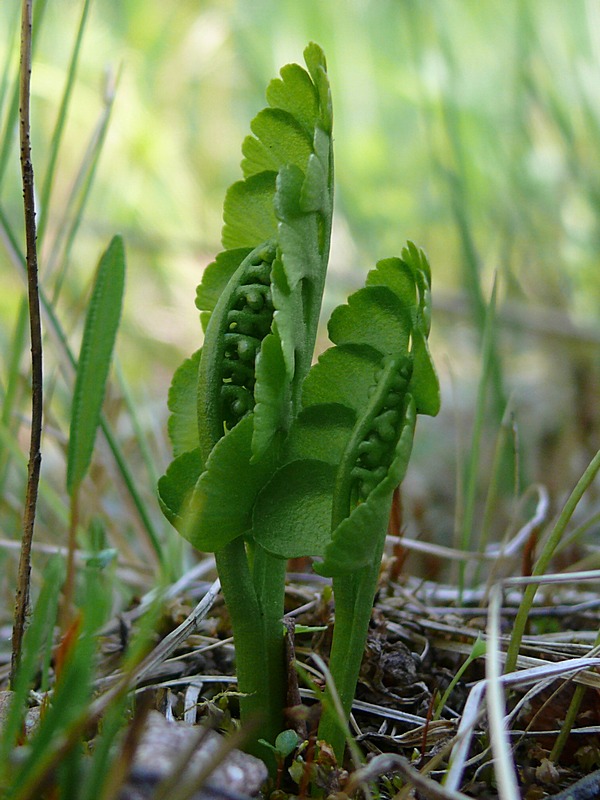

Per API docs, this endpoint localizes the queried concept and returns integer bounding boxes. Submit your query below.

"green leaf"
[328,285,412,355]
[222,172,278,250]
[157,448,203,528]
[362,254,439,415]
[301,343,382,416]
[248,241,439,570]
[185,416,279,552]
[315,485,392,576]
[237,49,334,461]
[167,349,201,457]
[284,403,355,463]
[365,257,417,309]
[300,126,331,213]
[275,164,323,287]
[242,108,313,177]
[268,255,297,381]
[0,558,62,765]
[161,44,336,543]
[67,235,125,494]
[402,242,433,333]
[266,62,319,136]
[365,250,433,338]
[302,42,332,133]
[403,240,431,285]
[252,459,336,559]
[274,729,301,757]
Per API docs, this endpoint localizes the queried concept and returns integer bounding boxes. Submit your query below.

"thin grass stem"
[0,4,20,120]
[0,298,28,496]
[46,66,118,292]
[505,448,600,673]
[0,0,49,191]
[36,0,92,247]
[458,276,498,599]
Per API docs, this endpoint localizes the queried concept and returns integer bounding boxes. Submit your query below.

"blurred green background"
[1,0,599,587]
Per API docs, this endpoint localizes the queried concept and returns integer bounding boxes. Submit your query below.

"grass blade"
[457,276,498,598]
[46,66,119,293]
[36,0,93,247]
[505,447,600,673]
[0,0,49,192]
[0,205,164,563]
[1,204,165,561]
[0,298,28,495]
[0,557,63,778]
[64,234,125,620]
[0,4,19,121]
[66,234,125,494]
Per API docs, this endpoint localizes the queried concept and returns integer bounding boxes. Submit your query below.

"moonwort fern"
[158,44,439,766]
[159,43,334,754]
[252,246,439,757]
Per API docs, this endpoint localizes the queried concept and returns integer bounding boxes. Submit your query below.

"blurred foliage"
[1,1,599,326]
[0,0,598,590]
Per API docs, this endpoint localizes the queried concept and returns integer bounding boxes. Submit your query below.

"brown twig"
[10,0,43,685]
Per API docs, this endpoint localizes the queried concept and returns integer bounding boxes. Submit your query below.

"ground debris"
[119,711,267,800]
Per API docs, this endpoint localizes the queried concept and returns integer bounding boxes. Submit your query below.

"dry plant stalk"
[11,0,43,684]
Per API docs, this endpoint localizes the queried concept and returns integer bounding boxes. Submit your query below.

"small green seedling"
[434,634,486,721]
[259,729,301,789]
[158,43,439,766]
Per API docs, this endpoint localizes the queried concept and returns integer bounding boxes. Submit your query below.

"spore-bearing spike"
[221,384,254,428]
[350,355,412,501]
[220,252,276,430]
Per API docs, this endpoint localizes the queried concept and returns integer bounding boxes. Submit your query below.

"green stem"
[252,545,287,744]
[319,367,411,761]
[214,539,282,766]
[0,0,49,190]
[318,557,382,761]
